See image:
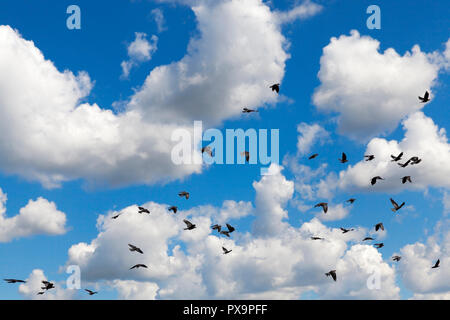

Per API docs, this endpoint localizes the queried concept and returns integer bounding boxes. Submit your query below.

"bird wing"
[424,91,429,99]
[226,224,235,232]
[184,219,193,228]
[390,198,398,208]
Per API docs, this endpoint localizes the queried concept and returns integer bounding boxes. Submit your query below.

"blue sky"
[0,0,449,300]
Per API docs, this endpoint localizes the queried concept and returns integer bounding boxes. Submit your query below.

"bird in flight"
[183,219,196,230]
[4,279,26,284]
[325,270,337,281]
[202,146,213,157]
[168,206,178,214]
[85,289,98,296]
[374,243,384,249]
[314,202,328,213]
[111,213,121,219]
[401,176,412,184]
[270,83,280,94]
[391,152,404,162]
[138,206,150,214]
[178,191,190,200]
[311,236,324,240]
[220,230,231,237]
[211,224,222,233]
[41,281,55,291]
[432,259,440,269]
[226,223,236,233]
[340,227,354,234]
[222,247,232,254]
[241,151,250,162]
[242,107,258,113]
[398,159,412,168]
[392,256,402,262]
[390,198,405,212]
[37,292,45,295]
[308,153,319,160]
[408,156,422,165]
[363,237,374,241]
[346,198,356,204]
[128,244,144,254]
[375,223,384,232]
[364,155,375,161]
[130,264,148,270]
[371,176,384,185]
[338,152,348,163]
[418,91,430,103]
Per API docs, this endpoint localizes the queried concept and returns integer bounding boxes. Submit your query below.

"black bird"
[409,156,422,165]
[168,206,178,214]
[401,176,412,184]
[222,247,232,254]
[391,152,403,162]
[338,152,348,163]
[363,237,374,241]
[4,279,26,284]
[398,159,412,168]
[183,219,196,230]
[226,223,236,233]
[242,107,258,113]
[178,191,190,199]
[374,243,384,249]
[418,91,430,103]
[371,176,384,186]
[128,244,144,254]
[375,223,384,232]
[37,292,45,295]
[211,224,222,233]
[392,256,402,262]
[85,289,98,296]
[111,213,121,219]
[346,198,356,204]
[432,259,440,269]
[340,227,354,234]
[241,151,250,162]
[130,264,148,270]
[364,155,375,161]
[314,202,328,213]
[270,83,280,93]
[308,153,319,160]
[138,206,150,214]
[311,236,324,240]
[202,146,213,157]
[325,270,337,281]
[220,230,231,237]
[390,198,405,212]
[41,281,55,291]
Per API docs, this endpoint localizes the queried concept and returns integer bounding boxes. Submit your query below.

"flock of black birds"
[306,91,440,282]
[2,87,438,294]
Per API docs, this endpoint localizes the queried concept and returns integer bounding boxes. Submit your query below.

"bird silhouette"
[363,237,374,241]
[432,259,440,269]
[226,223,236,233]
[374,243,384,249]
[111,213,121,219]
[325,270,337,281]
[178,191,190,199]
[183,219,196,230]
[314,202,328,213]
[85,289,98,296]
[346,198,356,204]
[371,176,384,185]
[401,176,412,184]
[308,153,319,160]
[391,152,403,162]
[340,227,354,234]
[398,159,412,168]
[242,107,258,113]
[41,281,55,291]
[390,198,405,212]
[211,224,222,233]
[130,264,148,270]
[338,152,348,163]
[241,151,250,162]
[4,279,26,284]
[311,236,324,240]
[418,91,430,103]
[392,256,401,262]
[408,156,422,165]
[375,223,384,232]
[128,244,144,254]
[138,207,150,214]
[270,83,280,93]
[364,155,375,161]
[222,247,232,254]
[220,230,231,237]
[168,206,178,214]
[202,146,213,157]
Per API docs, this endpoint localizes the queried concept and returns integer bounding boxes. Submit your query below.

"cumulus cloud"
[313,30,444,140]
[274,1,323,24]
[18,269,76,300]
[0,188,67,242]
[332,112,450,193]
[121,32,158,78]
[296,123,329,156]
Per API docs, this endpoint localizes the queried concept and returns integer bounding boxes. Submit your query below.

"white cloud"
[151,8,167,33]
[113,280,159,299]
[443,192,450,216]
[313,30,443,140]
[274,1,323,24]
[121,32,158,78]
[296,123,329,156]
[0,188,67,242]
[18,269,76,300]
